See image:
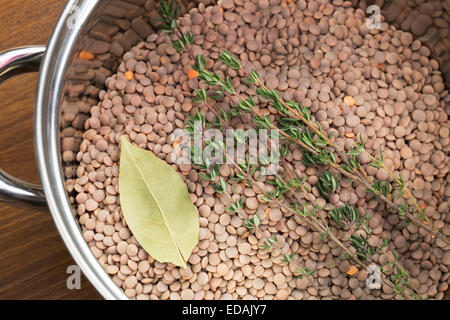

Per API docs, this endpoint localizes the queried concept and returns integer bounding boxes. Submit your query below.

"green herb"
[281,253,295,263]
[227,198,244,215]
[243,215,260,232]
[296,267,317,279]
[260,236,278,250]
[156,0,194,54]
[349,234,384,263]
[329,203,370,234]
[317,171,339,197]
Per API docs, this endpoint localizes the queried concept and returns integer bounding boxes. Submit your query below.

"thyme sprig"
[185,110,417,298]
[156,0,180,35]
[260,235,278,250]
[243,215,260,232]
[329,204,370,233]
[317,171,339,198]
[296,267,317,279]
[184,63,421,299]
[157,3,443,246]
[159,2,428,298]
[247,61,446,243]
[156,0,196,59]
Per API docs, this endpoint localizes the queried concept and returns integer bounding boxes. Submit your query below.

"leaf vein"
[124,143,186,265]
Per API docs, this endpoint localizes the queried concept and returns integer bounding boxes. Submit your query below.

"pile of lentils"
[354,0,450,87]
[65,0,450,300]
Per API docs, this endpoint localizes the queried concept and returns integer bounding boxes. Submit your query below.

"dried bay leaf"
[119,136,199,268]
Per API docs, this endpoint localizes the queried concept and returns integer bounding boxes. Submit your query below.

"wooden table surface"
[0,0,101,300]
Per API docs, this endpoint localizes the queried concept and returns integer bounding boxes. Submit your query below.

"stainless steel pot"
[0,0,127,300]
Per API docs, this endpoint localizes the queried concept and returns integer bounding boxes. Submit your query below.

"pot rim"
[35,0,127,300]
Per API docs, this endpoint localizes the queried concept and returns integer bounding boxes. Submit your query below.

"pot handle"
[0,46,47,208]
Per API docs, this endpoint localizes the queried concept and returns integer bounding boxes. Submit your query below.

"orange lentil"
[345,132,355,138]
[125,71,134,81]
[344,96,355,107]
[346,265,358,276]
[79,50,94,60]
[187,69,199,80]
[265,208,271,218]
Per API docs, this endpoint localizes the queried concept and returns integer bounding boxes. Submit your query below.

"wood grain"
[0,0,100,300]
